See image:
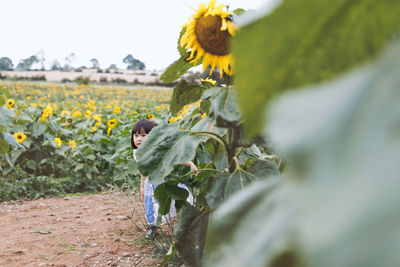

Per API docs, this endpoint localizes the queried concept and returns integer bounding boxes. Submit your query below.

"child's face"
[133,127,148,148]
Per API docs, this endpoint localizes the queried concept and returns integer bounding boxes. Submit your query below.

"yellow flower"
[201,77,217,85]
[61,110,70,117]
[107,127,112,136]
[147,114,155,120]
[90,127,97,133]
[13,131,27,144]
[69,140,76,150]
[84,110,92,118]
[6,99,15,109]
[201,112,207,119]
[88,100,96,111]
[72,110,82,118]
[107,119,117,128]
[113,106,121,114]
[180,0,235,77]
[53,137,62,147]
[157,106,161,111]
[65,118,72,127]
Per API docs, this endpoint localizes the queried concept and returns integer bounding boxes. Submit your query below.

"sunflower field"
[0,81,171,200]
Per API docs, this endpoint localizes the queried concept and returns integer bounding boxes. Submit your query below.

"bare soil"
[0,191,163,267]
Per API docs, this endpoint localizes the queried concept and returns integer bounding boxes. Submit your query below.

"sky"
[1,0,274,71]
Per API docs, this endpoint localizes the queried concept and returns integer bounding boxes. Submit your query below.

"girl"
[131,119,197,239]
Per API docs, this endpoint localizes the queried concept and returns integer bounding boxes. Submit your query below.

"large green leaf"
[169,80,207,114]
[234,0,400,137]
[136,124,207,184]
[174,205,209,267]
[204,42,400,267]
[206,166,260,210]
[202,87,242,128]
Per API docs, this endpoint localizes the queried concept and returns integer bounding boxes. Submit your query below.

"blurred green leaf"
[136,124,206,184]
[169,80,207,114]
[0,138,9,153]
[204,41,400,267]
[234,0,400,137]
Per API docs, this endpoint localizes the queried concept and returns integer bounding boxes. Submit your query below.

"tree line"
[0,53,145,71]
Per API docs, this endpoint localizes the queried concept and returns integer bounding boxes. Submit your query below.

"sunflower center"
[195,15,230,56]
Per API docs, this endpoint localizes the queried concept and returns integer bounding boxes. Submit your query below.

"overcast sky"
[1,0,274,71]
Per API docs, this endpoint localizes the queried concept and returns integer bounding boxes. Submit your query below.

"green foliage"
[204,41,400,267]
[160,54,199,83]
[202,87,241,128]
[233,0,400,137]
[169,80,207,114]
[137,124,207,184]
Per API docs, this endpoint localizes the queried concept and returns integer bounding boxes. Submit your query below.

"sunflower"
[180,0,236,77]
[84,110,92,118]
[113,106,121,114]
[13,131,27,144]
[69,140,76,150]
[6,99,15,109]
[147,114,155,120]
[107,119,117,128]
[53,137,62,148]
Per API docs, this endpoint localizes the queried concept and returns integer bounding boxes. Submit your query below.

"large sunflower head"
[180,0,236,77]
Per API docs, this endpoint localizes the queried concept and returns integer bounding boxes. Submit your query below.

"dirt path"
[0,192,162,267]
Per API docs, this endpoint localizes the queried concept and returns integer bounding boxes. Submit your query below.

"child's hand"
[184,161,199,176]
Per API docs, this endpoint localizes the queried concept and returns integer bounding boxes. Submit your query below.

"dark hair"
[131,119,155,149]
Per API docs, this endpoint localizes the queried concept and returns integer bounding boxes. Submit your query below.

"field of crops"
[0,81,172,200]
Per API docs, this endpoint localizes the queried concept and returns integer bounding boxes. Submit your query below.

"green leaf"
[234,0,400,137]
[0,86,10,97]
[202,87,241,128]
[169,80,207,114]
[164,183,189,200]
[0,107,14,129]
[0,94,5,106]
[204,41,400,267]
[0,138,9,153]
[16,112,32,124]
[175,205,209,267]
[31,122,47,137]
[248,159,279,178]
[2,132,23,148]
[160,54,198,83]
[136,124,206,184]
[154,184,172,216]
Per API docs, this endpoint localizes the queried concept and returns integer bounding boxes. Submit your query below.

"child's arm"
[183,161,199,175]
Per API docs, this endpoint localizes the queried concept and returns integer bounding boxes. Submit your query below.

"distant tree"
[36,49,46,70]
[16,62,27,70]
[22,55,39,70]
[108,64,117,69]
[90,58,100,69]
[50,59,61,70]
[123,54,145,70]
[0,57,14,70]
[64,53,76,70]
